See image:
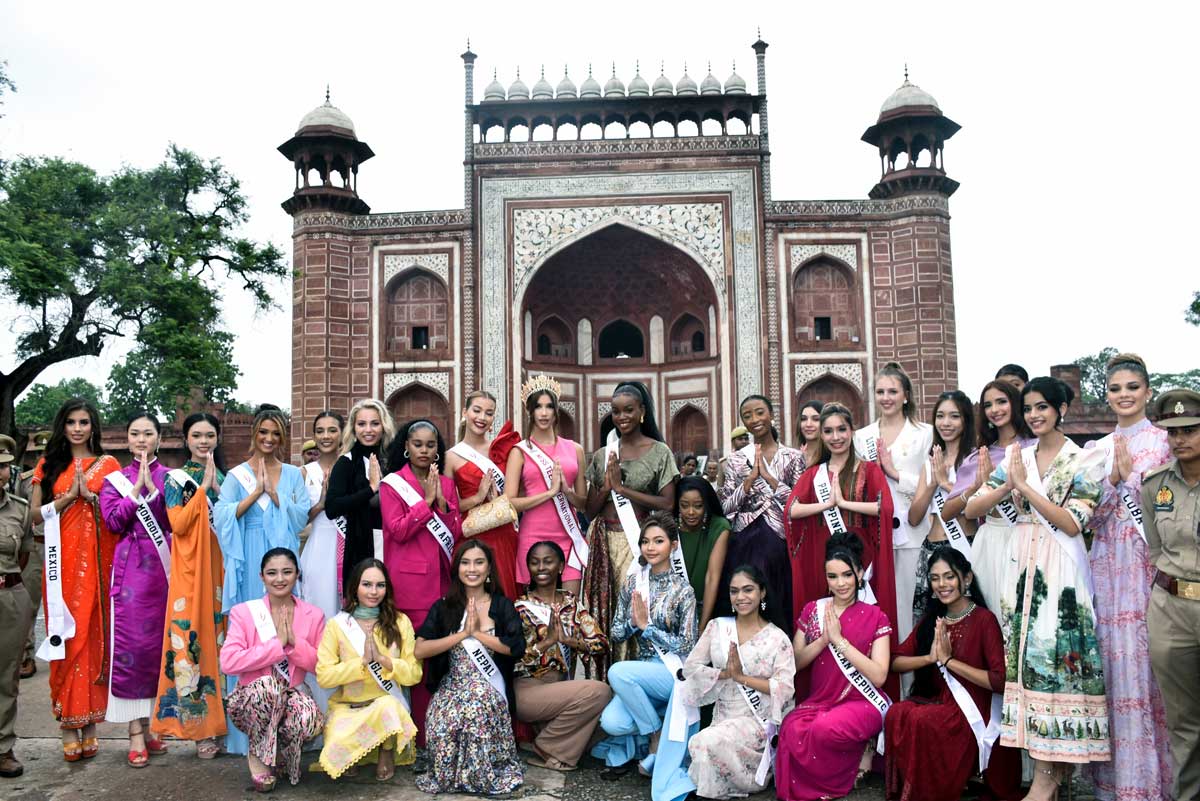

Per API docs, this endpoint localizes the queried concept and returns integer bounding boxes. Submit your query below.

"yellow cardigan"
[315,613,422,704]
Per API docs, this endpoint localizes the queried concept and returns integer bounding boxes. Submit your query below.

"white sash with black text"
[718,617,777,785]
[1018,445,1094,598]
[167,468,214,531]
[927,462,970,558]
[816,597,890,753]
[515,598,570,665]
[516,440,588,571]
[247,598,291,682]
[939,660,1003,772]
[449,442,507,495]
[334,612,410,711]
[36,502,75,662]
[813,464,848,536]
[458,611,507,705]
[1096,434,1146,542]
[231,462,270,511]
[382,473,454,563]
[637,566,700,742]
[105,469,171,578]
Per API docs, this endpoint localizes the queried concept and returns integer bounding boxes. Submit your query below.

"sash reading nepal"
[38,501,75,662]
[105,470,171,577]
[516,440,589,571]
[718,617,777,785]
[927,462,971,558]
[457,611,507,704]
[638,564,701,742]
[381,473,454,563]
[815,597,890,753]
[334,611,410,711]
[247,597,292,681]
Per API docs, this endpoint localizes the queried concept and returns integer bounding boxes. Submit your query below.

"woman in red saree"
[786,402,897,698]
[30,399,120,761]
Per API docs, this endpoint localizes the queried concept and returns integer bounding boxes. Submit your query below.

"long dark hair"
[911,546,988,697]
[673,476,724,529]
[738,394,780,443]
[443,539,497,626]
[41,398,105,490]
[525,540,566,589]
[931,391,975,470]
[343,557,404,652]
[612,381,664,442]
[1023,376,1074,430]
[388,418,446,471]
[977,380,1031,446]
[825,531,865,579]
[816,402,860,501]
[182,412,228,473]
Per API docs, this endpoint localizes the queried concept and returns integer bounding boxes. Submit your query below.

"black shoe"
[599,761,633,781]
[412,749,429,774]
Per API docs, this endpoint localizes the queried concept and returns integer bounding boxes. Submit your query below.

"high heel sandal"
[251,771,277,793]
[62,739,82,763]
[81,736,99,759]
[127,725,149,768]
[146,736,169,755]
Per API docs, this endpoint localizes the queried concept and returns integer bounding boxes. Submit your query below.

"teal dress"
[678,515,731,618]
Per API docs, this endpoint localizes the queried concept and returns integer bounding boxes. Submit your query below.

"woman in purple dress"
[99,412,173,768]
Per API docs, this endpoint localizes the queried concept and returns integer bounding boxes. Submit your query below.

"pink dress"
[1085,418,1174,801]
[515,436,581,584]
[776,601,892,801]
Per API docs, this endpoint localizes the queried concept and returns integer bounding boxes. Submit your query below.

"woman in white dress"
[300,411,345,620]
[852,362,932,644]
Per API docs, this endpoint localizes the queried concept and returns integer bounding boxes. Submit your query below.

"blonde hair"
[456,390,498,442]
[340,399,396,457]
[248,408,290,458]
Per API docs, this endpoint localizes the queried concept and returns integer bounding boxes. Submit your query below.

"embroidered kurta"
[99,458,172,701]
[152,461,227,741]
[1085,418,1173,800]
[976,439,1111,763]
[33,455,120,728]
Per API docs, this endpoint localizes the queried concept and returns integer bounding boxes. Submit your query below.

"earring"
[433,453,440,462]
[640,414,645,424]
[403,449,410,458]
[987,420,995,429]
[760,600,767,611]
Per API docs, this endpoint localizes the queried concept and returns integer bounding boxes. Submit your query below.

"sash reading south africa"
[382,473,455,563]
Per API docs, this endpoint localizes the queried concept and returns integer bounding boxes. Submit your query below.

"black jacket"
[325,442,384,589]
[415,594,525,709]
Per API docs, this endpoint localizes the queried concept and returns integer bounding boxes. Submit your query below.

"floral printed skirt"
[226,675,323,784]
[318,695,417,779]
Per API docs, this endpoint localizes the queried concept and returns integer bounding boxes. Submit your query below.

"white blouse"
[853,418,934,549]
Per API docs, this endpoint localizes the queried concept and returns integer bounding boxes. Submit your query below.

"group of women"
[19,351,1174,801]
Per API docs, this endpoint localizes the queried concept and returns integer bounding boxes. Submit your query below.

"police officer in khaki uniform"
[0,434,33,778]
[1145,388,1200,801]
[17,430,47,679]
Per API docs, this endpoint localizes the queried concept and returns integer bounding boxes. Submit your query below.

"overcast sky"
[2,0,1197,410]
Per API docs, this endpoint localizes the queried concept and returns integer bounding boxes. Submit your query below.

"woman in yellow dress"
[316,558,421,781]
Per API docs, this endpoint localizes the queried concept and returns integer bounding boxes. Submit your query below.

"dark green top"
[677,514,731,607]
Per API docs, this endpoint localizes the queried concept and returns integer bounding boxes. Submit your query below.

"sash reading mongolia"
[381,473,454,563]
[247,597,292,681]
[718,617,777,785]
[637,565,700,742]
[816,597,890,753]
[458,611,507,705]
[105,470,171,577]
[516,440,589,571]
[37,502,75,662]
[334,611,410,711]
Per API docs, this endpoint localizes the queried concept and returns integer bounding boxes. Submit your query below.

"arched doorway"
[791,257,860,349]
[797,376,864,428]
[385,269,450,358]
[388,384,451,443]
[670,405,710,457]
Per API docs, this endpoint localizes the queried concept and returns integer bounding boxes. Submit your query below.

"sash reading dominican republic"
[815,597,890,753]
[926,462,970,558]
[334,611,410,711]
[457,611,508,705]
[246,598,291,682]
[37,501,75,662]
[105,470,171,578]
[1017,444,1094,598]
[637,565,701,742]
[717,617,777,785]
[381,473,454,563]
[1096,434,1146,542]
[516,439,588,571]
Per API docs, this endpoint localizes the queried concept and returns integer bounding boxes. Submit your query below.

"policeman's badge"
[1154,485,1174,512]
[1175,401,1186,415]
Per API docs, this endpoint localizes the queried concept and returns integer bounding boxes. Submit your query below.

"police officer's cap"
[1152,389,1200,428]
[0,434,16,465]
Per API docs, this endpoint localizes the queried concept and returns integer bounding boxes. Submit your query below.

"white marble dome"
[508,71,530,101]
[532,69,554,100]
[700,66,722,96]
[298,100,355,134]
[483,71,506,102]
[628,68,650,97]
[603,66,626,98]
[880,78,940,115]
[556,69,578,99]
[724,65,747,95]
[675,69,698,96]
[580,68,602,98]
[652,69,674,96]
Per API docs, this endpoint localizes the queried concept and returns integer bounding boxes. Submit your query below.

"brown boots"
[0,750,23,778]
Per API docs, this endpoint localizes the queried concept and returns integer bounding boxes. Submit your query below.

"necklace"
[945,601,976,622]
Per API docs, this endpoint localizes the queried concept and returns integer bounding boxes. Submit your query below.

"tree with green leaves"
[0,60,14,119]
[14,378,105,428]
[1189,292,1199,326]
[1074,347,1200,403]
[0,146,287,440]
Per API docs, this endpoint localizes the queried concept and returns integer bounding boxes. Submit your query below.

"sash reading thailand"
[232,462,271,511]
[382,473,454,563]
[458,611,507,705]
[718,618,777,785]
[1016,445,1094,598]
[105,470,171,577]
[637,566,700,742]
[927,462,970,557]
[37,502,75,662]
[939,660,1003,772]
[334,611,410,711]
[516,440,589,571]
[816,597,890,753]
[247,598,292,681]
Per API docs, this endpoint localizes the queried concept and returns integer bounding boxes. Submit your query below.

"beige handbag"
[463,495,518,537]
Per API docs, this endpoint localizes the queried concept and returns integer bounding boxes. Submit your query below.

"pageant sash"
[1019,446,1094,598]
[167,468,215,530]
[36,502,75,662]
[458,611,508,705]
[864,435,879,463]
[816,598,890,753]
[105,470,171,578]
[1096,435,1146,542]
[450,442,506,495]
[516,440,588,571]
[515,598,571,665]
[247,598,291,682]
[382,473,454,563]
[813,464,848,536]
[334,612,409,710]
[718,617,777,785]
[606,430,645,577]
[232,462,270,511]
[939,661,1003,772]
[637,565,700,742]
[927,462,970,558]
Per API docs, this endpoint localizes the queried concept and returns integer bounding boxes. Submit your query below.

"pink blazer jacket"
[380,463,462,619]
[219,595,325,688]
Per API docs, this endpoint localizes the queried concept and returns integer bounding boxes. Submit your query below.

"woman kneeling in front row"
[316,558,421,782]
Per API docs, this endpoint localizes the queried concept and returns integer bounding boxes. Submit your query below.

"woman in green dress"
[673,476,731,631]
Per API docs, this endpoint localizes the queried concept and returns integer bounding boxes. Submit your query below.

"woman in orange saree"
[30,399,119,761]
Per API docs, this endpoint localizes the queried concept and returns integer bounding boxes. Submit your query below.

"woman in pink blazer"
[219,547,325,791]
[380,418,461,745]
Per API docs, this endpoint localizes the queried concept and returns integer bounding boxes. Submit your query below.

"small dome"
[724,63,747,94]
[483,70,506,102]
[508,69,530,101]
[298,96,356,135]
[628,65,650,97]
[880,77,940,116]
[652,68,674,96]
[580,66,602,98]
[603,65,626,98]
[556,68,577,99]
[700,64,721,95]
[675,67,698,96]
[532,67,554,100]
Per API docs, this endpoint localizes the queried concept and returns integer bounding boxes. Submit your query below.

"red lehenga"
[884,606,1021,801]
[451,421,520,600]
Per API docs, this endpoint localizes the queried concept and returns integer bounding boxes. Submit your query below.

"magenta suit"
[218,595,324,688]
[380,462,461,741]
[98,458,172,702]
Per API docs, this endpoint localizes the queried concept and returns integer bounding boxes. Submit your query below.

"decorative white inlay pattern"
[789,244,858,273]
[597,401,612,419]
[558,401,576,418]
[383,253,450,285]
[382,372,450,401]
[793,363,864,393]
[669,397,710,418]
